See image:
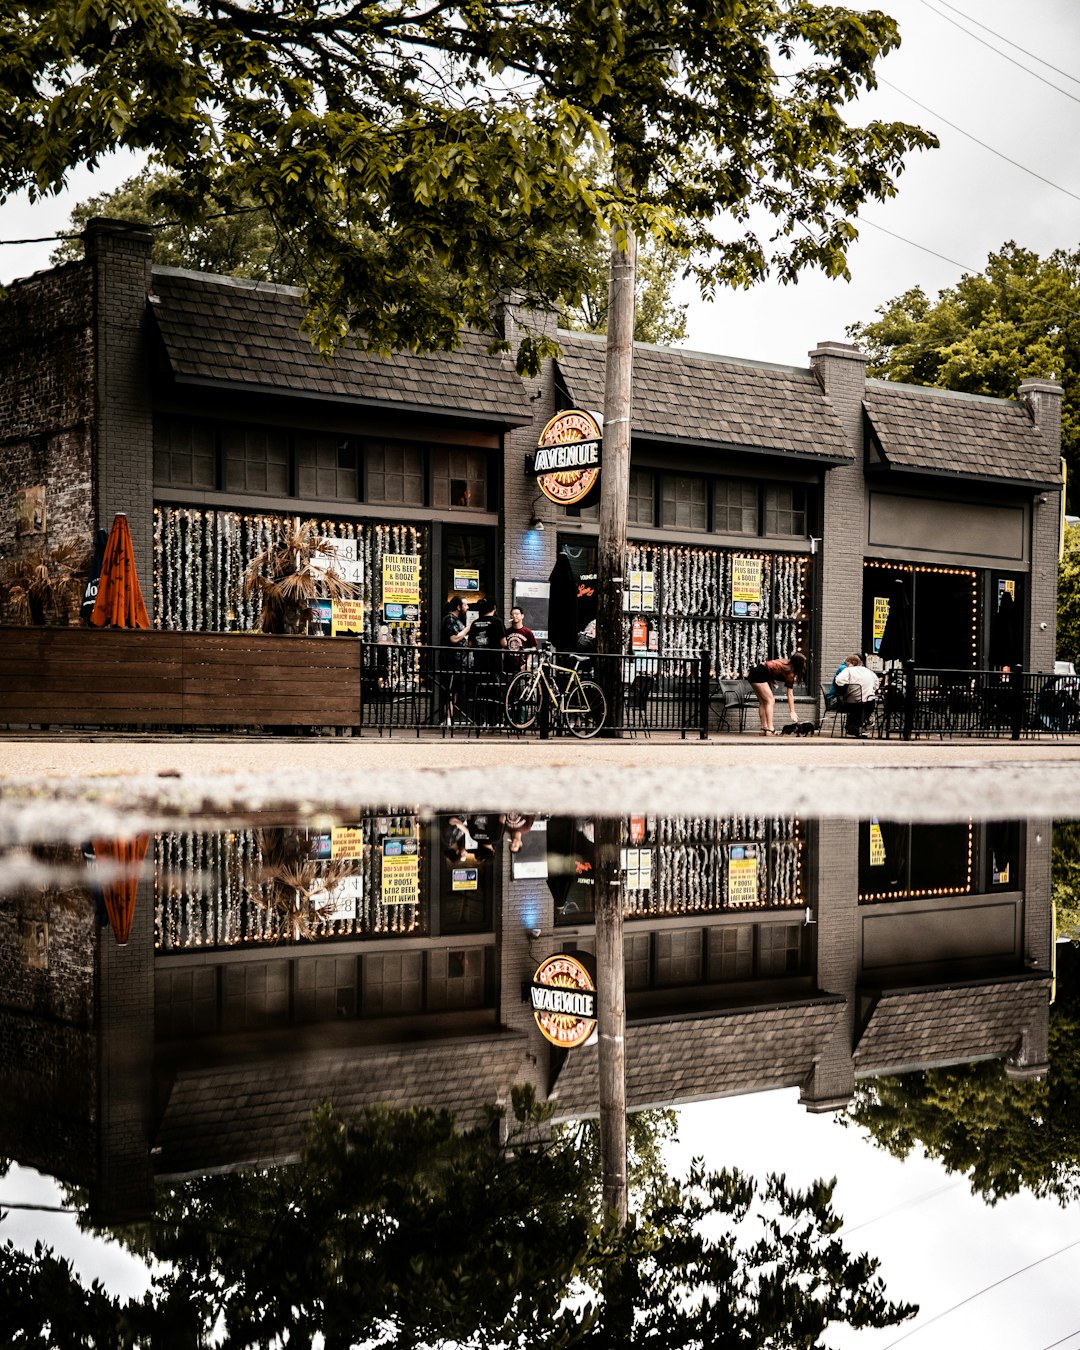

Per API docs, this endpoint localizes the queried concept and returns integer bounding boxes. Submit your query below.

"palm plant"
[255,827,359,941]
[241,518,359,634]
[3,542,88,625]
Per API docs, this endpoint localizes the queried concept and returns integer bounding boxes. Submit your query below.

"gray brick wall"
[810,343,868,693]
[85,218,156,609]
[1020,378,1065,671]
[800,820,857,1110]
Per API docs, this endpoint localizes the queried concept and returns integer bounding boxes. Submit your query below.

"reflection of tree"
[847,945,1080,1206]
[3,1096,914,1347]
[256,827,357,941]
[1053,820,1080,942]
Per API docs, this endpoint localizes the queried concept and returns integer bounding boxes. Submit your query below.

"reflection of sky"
[672,1092,1080,1350]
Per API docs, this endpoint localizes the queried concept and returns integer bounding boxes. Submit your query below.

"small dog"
[780,721,817,736]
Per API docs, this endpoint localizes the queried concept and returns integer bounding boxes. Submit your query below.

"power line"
[881,79,1080,205]
[1038,1329,1080,1350]
[856,215,979,272]
[837,1180,962,1238]
[0,1201,78,1213]
[918,0,1080,103]
[930,0,1080,88]
[880,1233,1080,1349]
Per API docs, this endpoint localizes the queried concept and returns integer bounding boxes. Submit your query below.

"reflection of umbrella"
[80,527,109,625]
[546,816,595,914]
[91,835,150,945]
[89,513,149,628]
[877,579,912,665]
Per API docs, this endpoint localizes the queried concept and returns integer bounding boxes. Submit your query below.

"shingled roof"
[550,996,847,1119]
[864,381,1060,487]
[149,268,533,427]
[554,332,853,463]
[852,976,1051,1075]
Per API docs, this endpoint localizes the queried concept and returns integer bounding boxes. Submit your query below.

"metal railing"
[876,664,1080,740]
[359,642,710,737]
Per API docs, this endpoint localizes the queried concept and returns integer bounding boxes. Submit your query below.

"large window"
[432,447,489,510]
[153,416,216,489]
[365,441,425,505]
[715,478,758,534]
[628,469,656,526]
[764,484,808,537]
[223,426,289,495]
[661,474,709,530]
[296,435,359,500]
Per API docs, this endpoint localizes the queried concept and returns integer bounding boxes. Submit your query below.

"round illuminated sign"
[530,952,598,1049]
[533,410,602,507]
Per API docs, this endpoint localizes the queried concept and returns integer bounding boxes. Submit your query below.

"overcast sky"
[0,0,1078,373]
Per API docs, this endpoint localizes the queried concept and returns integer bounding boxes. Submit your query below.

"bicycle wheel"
[564,679,607,738]
[505,670,543,729]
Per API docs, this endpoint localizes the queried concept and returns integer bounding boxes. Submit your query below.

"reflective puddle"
[1,802,1076,1349]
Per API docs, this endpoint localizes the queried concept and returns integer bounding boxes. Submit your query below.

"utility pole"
[596,219,637,729]
[594,814,628,1226]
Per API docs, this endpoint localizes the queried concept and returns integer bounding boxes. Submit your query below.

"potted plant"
[3,542,88,625]
[241,518,359,634]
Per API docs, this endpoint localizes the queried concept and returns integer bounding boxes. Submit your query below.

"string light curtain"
[154,506,427,642]
[626,543,810,676]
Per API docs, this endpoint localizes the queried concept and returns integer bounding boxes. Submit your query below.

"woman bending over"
[748,652,806,735]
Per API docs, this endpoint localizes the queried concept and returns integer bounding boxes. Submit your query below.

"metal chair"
[820,685,845,737]
[713,678,755,733]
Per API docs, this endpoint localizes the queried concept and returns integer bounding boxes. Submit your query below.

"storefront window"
[628,469,656,525]
[153,416,217,489]
[858,820,974,900]
[432,447,489,510]
[764,484,808,537]
[366,441,425,505]
[296,435,359,500]
[223,426,290,496]
[863,561,979,669]
[715,478,758,534]
[661,475,709,530]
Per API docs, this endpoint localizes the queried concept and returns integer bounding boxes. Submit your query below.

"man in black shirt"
[467,596,507,722]
[438,596,470,723]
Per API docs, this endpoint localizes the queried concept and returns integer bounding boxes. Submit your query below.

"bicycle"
[504,649,607,738]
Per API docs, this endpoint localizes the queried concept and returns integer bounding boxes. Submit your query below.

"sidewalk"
[4,731,1080,832]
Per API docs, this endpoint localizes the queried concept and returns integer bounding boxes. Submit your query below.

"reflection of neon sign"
[530,953,597,1048]
[530,410,603,507]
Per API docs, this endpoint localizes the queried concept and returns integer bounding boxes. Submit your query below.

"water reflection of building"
[0,813,1052,1221]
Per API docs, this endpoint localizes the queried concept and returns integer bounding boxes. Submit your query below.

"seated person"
[834,655,880,738]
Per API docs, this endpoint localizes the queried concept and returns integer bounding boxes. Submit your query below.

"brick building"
[0,216,1065,704]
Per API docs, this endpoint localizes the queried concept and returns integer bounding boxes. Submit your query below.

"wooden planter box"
[0,627,361,729]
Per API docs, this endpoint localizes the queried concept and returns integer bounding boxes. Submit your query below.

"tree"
[848,242,1080,502]
[2,542,88,626]
[846,943,1080,1207]
[7,1096,915,1348]
[53,166,688,345]
[1053,818,1080,943]
[1058,523,1080,670]
[2,0,934,373]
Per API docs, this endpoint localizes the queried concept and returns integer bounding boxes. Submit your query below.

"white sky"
[2,1,1079,374]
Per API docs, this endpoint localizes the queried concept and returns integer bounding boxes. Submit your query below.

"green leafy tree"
[3,1095,915,1348]
[1058,523,1080,671]
[846,943,1080,1206]
[848,242,1079,501]
[2,0,933,372]
[1053,818,1080,943]
[559,234,689,347]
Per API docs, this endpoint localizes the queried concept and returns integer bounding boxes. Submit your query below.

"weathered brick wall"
[0,867,97,1182]
[0,262,96,624]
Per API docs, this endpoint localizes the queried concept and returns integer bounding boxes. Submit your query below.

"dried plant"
[241,518,358,634]
[255,827,358,940]
[3,542,89,625]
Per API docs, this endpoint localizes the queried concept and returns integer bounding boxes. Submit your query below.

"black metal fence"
[359,642,710,737]
[876,664,1080,740]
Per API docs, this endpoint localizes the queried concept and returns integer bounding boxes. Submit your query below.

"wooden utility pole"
[597,220,637,728]
[594,814,628,1225]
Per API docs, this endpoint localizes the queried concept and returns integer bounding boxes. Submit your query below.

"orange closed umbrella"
[92,834,150,946]
[89,513,149,629]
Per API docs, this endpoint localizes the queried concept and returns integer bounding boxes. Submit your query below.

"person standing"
[505,605,538,673]
[747,651,806,735]
[835,654,880,738]
[467,595,507,722]
[439,596,470,723]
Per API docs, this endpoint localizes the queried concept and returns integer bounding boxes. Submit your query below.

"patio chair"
[713,678,755,733]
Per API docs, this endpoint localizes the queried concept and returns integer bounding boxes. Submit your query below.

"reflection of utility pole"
[597,220,636,732]
[594,815,627,1224]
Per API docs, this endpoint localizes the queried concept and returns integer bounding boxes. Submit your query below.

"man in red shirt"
[505,605,538,673]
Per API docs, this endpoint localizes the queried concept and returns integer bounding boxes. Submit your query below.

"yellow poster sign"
[873,597,890,648]
[331,599,365,636]
[727,854,759,908]
[732,556,763,605]
[382,554,421,606]
[869,820,886,866]
[331,827,364,860]
[382,852,419,905]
